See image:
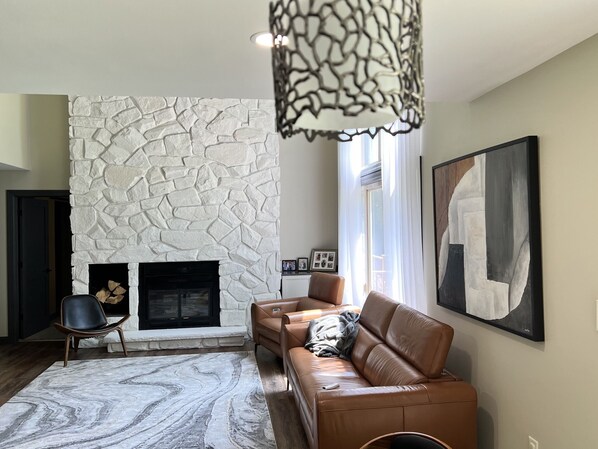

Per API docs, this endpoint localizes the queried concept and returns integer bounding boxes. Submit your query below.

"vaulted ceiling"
[1,0,597,102]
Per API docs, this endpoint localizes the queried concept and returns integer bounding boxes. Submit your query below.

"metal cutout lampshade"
[270,0,424,142]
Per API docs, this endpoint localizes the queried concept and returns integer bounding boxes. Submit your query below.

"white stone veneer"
[69,96,281,332]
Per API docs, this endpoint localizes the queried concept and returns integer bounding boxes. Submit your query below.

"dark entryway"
[7,190,72,342]
[139,261,220,330]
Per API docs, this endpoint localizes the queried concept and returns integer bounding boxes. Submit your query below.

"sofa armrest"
[250,299,300,342]
[282,321,310,350]
[338,304,361,314]
[283,304,361,324]
[253,299,302,317]
[282,308,336,324]
[313,382,477,449]
[280,321,310,375]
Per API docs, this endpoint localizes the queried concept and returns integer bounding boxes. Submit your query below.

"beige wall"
[279,134,338,260]
[422,35,598,448]
[0,95,69,337]
[0,94,29,169]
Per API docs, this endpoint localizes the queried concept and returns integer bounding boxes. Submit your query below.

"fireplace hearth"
[138,261,220,330]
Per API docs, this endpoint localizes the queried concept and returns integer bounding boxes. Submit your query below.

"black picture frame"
[432,136,544,341]
[297,257,309,272]
[282,259,297,272]
[310,249,337,272]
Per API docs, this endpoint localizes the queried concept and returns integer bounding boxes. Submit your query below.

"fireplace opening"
[89,263,129,316]
[139,261,220,330]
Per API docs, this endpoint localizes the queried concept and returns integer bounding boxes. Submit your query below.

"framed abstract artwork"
[432,136,544,341]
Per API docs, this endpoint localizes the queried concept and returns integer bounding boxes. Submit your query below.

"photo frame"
[281,259,297,272]
[297,257,309,272]
[432,136,544,341]
[309,249,337,272]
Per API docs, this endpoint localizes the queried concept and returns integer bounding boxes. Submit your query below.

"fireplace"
[70,96,282,331]
[138,261,220,330]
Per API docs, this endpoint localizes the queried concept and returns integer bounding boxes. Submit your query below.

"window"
[338,128,424,308]
[365,184,385,293]
[360,135,385,294]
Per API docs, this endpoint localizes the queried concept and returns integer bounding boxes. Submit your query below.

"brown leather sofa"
[282,291,477,449]
[251,272,346,358]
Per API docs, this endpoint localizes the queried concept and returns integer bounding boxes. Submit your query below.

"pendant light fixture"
[270,0,424,142]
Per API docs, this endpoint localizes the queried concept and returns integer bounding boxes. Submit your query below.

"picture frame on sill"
[297,257,309,272]
[282,259,297,272]
[310,249,336,272]
[432,136,544,341]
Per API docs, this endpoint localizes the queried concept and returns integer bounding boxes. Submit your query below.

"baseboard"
[0,336,10,344]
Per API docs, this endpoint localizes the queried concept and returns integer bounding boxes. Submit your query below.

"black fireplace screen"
[139,261,220,329]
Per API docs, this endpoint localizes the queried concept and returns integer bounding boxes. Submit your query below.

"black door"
[54,200,73,307]
[19,197,50,339]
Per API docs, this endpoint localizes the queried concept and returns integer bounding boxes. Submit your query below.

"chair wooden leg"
[64,335,72,367]
[73,337,80,352]
[117,328,128,357]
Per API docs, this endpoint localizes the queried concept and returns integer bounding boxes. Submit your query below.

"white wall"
[0,95,70,337]
[279,134,338,261]
[0,94,29,170]
[0,95,338,337]
[421,35,598,448]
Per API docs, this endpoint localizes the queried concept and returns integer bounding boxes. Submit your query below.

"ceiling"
[0,0,597,102]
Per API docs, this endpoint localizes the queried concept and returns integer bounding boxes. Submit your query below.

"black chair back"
[61,294,107,330]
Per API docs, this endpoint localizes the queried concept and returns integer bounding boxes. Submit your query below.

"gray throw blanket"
[304,311,360,360]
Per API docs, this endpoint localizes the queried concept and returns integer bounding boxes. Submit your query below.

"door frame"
[7,190,70,343]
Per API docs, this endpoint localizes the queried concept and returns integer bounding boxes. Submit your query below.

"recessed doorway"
[7,190,72,342]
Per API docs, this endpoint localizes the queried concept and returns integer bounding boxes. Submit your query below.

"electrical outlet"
[529,436,539,449]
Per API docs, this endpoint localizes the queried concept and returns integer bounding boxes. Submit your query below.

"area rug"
[0,351,277,449]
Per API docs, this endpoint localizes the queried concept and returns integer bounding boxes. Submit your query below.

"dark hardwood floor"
[0,340,309,449]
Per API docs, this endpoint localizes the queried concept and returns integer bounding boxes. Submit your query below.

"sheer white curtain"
[338,140,367,307]
[380,129,426,311]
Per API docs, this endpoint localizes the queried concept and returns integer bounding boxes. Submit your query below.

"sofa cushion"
[256,317,282,343]
[385,304,454,378]
[297,297,337,312]
[350,326,383,375]
[288,347,371,412]
[359,291,399,340]
[363,344,427,386]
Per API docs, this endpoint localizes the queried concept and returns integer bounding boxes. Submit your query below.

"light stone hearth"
[103,327,246,352]
[69,95,282,338]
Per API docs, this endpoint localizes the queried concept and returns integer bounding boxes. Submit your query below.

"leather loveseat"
[282,291,477,449]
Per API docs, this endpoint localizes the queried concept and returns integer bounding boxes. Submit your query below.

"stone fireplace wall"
[69,95,281,330]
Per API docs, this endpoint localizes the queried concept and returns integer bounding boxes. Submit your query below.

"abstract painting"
[433,136,544,341]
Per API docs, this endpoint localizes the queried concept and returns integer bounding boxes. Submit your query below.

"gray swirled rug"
[0,351,277,449]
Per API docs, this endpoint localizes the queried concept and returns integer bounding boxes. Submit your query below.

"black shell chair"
[361,432,452,449]
[54,294,129,367]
